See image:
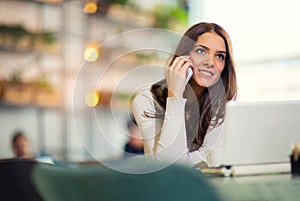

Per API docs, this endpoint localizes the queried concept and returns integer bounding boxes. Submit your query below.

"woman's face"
[189,32,226,88]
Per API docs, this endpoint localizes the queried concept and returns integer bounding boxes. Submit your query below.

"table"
[208,174,300,201]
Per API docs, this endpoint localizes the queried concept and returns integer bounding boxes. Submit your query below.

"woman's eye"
[216,54,225,60]
[196,48,206,55]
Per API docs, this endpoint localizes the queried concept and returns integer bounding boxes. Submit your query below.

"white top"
[132,87,225,167]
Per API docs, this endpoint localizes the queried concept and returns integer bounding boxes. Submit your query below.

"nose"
[203,54,214,68]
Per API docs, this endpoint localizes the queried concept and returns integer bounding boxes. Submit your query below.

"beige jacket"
[132,87,225,167]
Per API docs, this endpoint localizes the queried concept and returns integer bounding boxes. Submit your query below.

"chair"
[32,159,221,201]
[0,159,44,201]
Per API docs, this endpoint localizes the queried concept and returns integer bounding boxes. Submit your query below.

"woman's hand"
[166,56,193,98]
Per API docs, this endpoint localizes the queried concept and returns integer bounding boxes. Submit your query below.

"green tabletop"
[208,174,300,201]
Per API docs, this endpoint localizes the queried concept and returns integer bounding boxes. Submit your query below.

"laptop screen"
[221,100,300,166]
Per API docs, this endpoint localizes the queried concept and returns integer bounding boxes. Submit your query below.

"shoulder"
[133,86,153,99]
[131,86,157,118]
[132,86,155,108]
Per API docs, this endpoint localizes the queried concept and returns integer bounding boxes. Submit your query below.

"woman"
[132,22,237,167]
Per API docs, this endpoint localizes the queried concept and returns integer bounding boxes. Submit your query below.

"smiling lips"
[197,69,215,78]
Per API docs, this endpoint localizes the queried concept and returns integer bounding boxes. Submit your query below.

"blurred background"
[0,0,299,162]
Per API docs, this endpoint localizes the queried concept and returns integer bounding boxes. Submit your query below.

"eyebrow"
[194,44,227,54]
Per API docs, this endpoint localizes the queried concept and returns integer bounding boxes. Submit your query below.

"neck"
[184,79,206,101]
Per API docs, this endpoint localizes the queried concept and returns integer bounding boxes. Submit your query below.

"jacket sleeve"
[188,123,225,167]
[132,89,190,164]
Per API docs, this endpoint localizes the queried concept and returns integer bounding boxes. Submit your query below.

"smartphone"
[185,67,193,83]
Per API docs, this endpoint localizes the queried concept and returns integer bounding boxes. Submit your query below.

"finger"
[178,56,194,68]
[181,55,194,65]
[178,63,193,79]
[179,55,193,64]
[180,55,192,62]
[170,56,190,68]
[172,57,192,72]
[170,57,181,69]
[174,59,187,71]
[179,59,193,72]
[181,62,193,72]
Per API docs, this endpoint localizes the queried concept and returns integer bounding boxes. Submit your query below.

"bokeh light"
[85,92,99,107]
[83,45,100,62]
[83,2,97,14]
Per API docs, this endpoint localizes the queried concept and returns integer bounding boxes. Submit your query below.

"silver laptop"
[201,100,300,176]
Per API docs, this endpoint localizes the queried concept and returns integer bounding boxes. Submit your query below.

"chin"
[194,79,217,88]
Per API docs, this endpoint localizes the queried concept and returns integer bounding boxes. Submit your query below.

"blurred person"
[11,131,34,159]
[11,130,54,164]
[132,22,238,167]
[123,116,144,158]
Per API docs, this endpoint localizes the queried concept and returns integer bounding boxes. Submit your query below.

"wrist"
[168,90,183,98]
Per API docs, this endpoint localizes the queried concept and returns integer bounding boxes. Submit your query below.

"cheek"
[216,62,225,75]
[190,52,204,65]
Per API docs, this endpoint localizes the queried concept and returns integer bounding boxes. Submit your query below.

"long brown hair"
[147,22,237,149]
